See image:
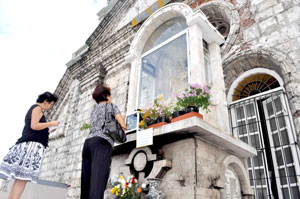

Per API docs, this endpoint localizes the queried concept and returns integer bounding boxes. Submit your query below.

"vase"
[184,106,199,113]
[145,178,162,199]
[172,110,185,119]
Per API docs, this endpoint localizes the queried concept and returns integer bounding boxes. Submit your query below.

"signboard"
[136,128,154,148]
[125,112,139,134]
[131,0,171,27]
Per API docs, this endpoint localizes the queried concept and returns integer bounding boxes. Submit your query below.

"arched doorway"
[228,69,300,198]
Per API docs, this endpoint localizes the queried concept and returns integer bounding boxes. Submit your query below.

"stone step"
[0,173,68,199]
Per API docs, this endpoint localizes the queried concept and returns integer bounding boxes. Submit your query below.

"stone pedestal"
[110,116,256,199]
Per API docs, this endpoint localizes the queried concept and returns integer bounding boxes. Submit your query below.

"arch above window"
[142,17,188,53]
[227,68,284,103]
[125,3,225,115]
[232,73,280,101]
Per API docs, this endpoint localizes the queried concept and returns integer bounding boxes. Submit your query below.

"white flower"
[128,184,132,188]
[117,184,120,189]
[141,183,146,188]
[121,179,126,185]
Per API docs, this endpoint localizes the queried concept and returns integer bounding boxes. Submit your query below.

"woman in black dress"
[0,92,59,199]
[81,85,126,199]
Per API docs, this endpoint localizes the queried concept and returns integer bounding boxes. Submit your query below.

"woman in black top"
[81,85,126,199]
[0,92,59,199]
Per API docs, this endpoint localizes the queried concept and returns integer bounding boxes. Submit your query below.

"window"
[203,40,211,86]
[138,18,189,108]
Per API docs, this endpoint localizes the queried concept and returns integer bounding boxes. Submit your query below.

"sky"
[0,0,107,159]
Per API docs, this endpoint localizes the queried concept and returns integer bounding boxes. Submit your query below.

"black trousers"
[80,137,112,199]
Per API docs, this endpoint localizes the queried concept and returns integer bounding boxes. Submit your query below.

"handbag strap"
[102,103,115,130]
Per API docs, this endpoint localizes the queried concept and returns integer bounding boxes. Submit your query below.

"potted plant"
[172,83,210,122]
[176,83,211,113]
[171,104,185,119]
[139,95,172,129]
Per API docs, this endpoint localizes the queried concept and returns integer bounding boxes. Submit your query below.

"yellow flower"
[143,110,150,119]
[157,96,163,101]
[120,175,124,180]
[140,108,144,111]
[111,187,117,194]
[139,120,144,126]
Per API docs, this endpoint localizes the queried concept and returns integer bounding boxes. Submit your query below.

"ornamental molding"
[199,0,240,56]
[219,155,254,196]
[126,2,224,63]
[223,47,297,101]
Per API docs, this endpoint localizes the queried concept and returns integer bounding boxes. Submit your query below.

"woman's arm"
[116,114,127,131]
[31,106,59,130]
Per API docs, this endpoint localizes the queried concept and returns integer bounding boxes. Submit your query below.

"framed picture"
[125,112,140,134]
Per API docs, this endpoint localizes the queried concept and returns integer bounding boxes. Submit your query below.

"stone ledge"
[123,116,257,158]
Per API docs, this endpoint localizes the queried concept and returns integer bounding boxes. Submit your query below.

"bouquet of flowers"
[176,83,211,112]
[109,174,145,199]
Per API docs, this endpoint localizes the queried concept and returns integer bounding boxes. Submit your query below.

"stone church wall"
[38,0,300,198]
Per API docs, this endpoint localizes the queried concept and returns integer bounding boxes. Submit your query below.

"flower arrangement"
[176,83,211,112]
[137,84,210,128]
[109,174,145,199]
[139,95,172,129]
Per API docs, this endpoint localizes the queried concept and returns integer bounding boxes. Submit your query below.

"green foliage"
[176,83,211,112]
[139,95,173,129]
[80,123,91,131]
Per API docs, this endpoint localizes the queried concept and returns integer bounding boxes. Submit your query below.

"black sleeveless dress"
[16,104,50,148]
[0,104,48,183]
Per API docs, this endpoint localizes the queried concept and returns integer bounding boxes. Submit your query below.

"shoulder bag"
[103,103,127,144]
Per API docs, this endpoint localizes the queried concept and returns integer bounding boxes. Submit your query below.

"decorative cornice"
[86,0,128,46]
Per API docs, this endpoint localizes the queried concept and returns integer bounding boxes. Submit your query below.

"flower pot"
[146,122,168,129]
[156,116,170,123]
[146,117,169,129]
[171,112,203,123]
[172,111,185,119]
[147,119,157,126]
[184,106,199,113]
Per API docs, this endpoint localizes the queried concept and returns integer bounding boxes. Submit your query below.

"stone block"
[285,6,300,23]
[256,0,277,12]
[282,23,300,39]
[255,7,273,22]
[258,17,278,35]
[243,25,260,42]
[273,3,285,14]
[251,0,265,5]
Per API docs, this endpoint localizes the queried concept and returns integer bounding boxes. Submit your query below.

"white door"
[230,101,272,198]
[263,94,300,199]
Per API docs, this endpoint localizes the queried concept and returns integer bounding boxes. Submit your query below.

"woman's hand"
[121,126,127,131]
[116,114,126,132]
[51,121,60,126]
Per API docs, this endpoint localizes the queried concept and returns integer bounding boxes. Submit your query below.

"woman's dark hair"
[92,85,111,103]
[36,92,58,103]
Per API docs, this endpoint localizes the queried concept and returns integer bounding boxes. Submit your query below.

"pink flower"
[190,83,201,89]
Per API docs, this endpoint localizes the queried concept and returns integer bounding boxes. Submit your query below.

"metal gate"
[229,88,300,199]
